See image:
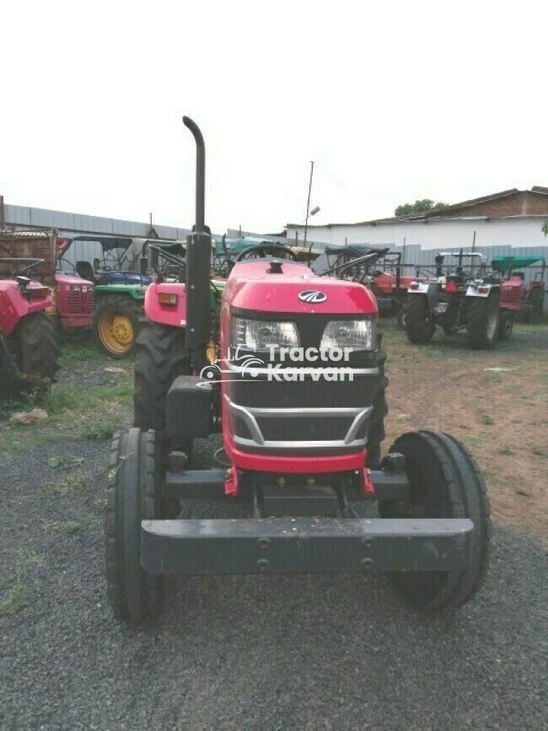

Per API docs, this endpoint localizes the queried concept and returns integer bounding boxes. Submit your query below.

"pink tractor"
[0,258,60,398]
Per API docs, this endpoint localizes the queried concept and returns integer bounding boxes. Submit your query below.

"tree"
[542,220,548,236]
[394,199,449,217]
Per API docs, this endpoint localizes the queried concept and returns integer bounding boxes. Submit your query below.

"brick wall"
[441,192,548,218]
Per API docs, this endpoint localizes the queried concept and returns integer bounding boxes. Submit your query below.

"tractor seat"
[76,260,96,282]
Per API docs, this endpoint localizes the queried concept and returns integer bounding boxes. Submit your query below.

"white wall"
[288,217,548,251]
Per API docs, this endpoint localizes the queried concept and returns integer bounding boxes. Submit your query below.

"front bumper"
[141,517,472,575]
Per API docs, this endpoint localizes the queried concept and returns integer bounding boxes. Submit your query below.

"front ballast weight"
[105,427,491,622]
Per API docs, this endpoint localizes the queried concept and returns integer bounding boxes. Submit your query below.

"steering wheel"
[233,243,298,262]
[20,259,44,275]
[58,256,77,274]
[0,258,44,276]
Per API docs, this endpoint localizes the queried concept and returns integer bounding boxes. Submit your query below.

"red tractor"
[493,256,546,325]
[0,231,94,336]
[105,118,491,622]
[322,245,423,326]
[0,258,60,399]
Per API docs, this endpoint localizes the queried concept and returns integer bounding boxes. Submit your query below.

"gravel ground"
[2,436,548,731]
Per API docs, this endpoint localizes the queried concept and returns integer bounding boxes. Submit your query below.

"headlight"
[320,319,374,351]
[232,317,300,350]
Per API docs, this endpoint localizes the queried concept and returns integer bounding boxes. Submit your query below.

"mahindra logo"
[298,290,327,304]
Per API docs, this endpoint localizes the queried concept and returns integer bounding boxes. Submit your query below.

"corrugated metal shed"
[3,203,208,242]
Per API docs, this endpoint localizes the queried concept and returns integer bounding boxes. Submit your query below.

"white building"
[287,187,548,252]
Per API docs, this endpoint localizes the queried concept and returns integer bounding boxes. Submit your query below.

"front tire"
[105,429,161,622]
[404,295,435,344]
[498,310,514,341]
[386,430,491,611]
[524,287,544,323]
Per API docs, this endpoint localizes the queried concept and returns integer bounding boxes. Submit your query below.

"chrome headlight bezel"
[320,318,375,352]
[232,317,301,351]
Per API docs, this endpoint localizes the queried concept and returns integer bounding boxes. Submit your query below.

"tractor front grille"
[66,290,94,315]
[234,413,362,442]
[224,310,380,456]
[226,396,374,456]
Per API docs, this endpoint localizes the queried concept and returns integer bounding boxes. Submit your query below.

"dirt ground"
[1,321,547,730]
[380,320,548,543]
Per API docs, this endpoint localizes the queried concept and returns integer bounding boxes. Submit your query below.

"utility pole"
[303,161,315,249]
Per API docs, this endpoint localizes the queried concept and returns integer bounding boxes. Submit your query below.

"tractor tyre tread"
[528,287,544,323]
[466,293,500,349]
[13,311,60,381]
[404,295,435,344]
[497,310,514,341]
[105,428,161,621]
[133,320,192,458]
[387,429,491,612]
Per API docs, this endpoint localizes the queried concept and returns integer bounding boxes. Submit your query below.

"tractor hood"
[223,260,378,315]
[55,272,94,287]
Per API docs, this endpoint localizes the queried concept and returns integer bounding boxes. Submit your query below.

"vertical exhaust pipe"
[182,116,212,364]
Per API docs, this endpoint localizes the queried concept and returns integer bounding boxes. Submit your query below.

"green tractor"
[63,234,226,357]
[63,235,186,357]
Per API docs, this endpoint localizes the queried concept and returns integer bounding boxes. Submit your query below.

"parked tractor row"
[0,231,192,359]
[402,249,545,349]
[321,243,545,349]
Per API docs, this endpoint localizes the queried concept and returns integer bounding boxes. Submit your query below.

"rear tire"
[12,311,60,380]
[385,430,491,611]
[93,295,142,358]
[467,293,500,349]
[134,320,193,466]
[105,429,161,622]
[498,310,514,341]
[404,295,435,344]
[524,287,544,323]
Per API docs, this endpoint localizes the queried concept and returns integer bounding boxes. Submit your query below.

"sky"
[1,0,548,235]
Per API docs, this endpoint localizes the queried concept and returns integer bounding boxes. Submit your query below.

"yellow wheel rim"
[206,340,218,363]
[98,312,135,355]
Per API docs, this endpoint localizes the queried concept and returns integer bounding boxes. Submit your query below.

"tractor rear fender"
[0,285,54,338]
[466,283,499,299]
[408,281,439,308]
[143,282,187,328]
